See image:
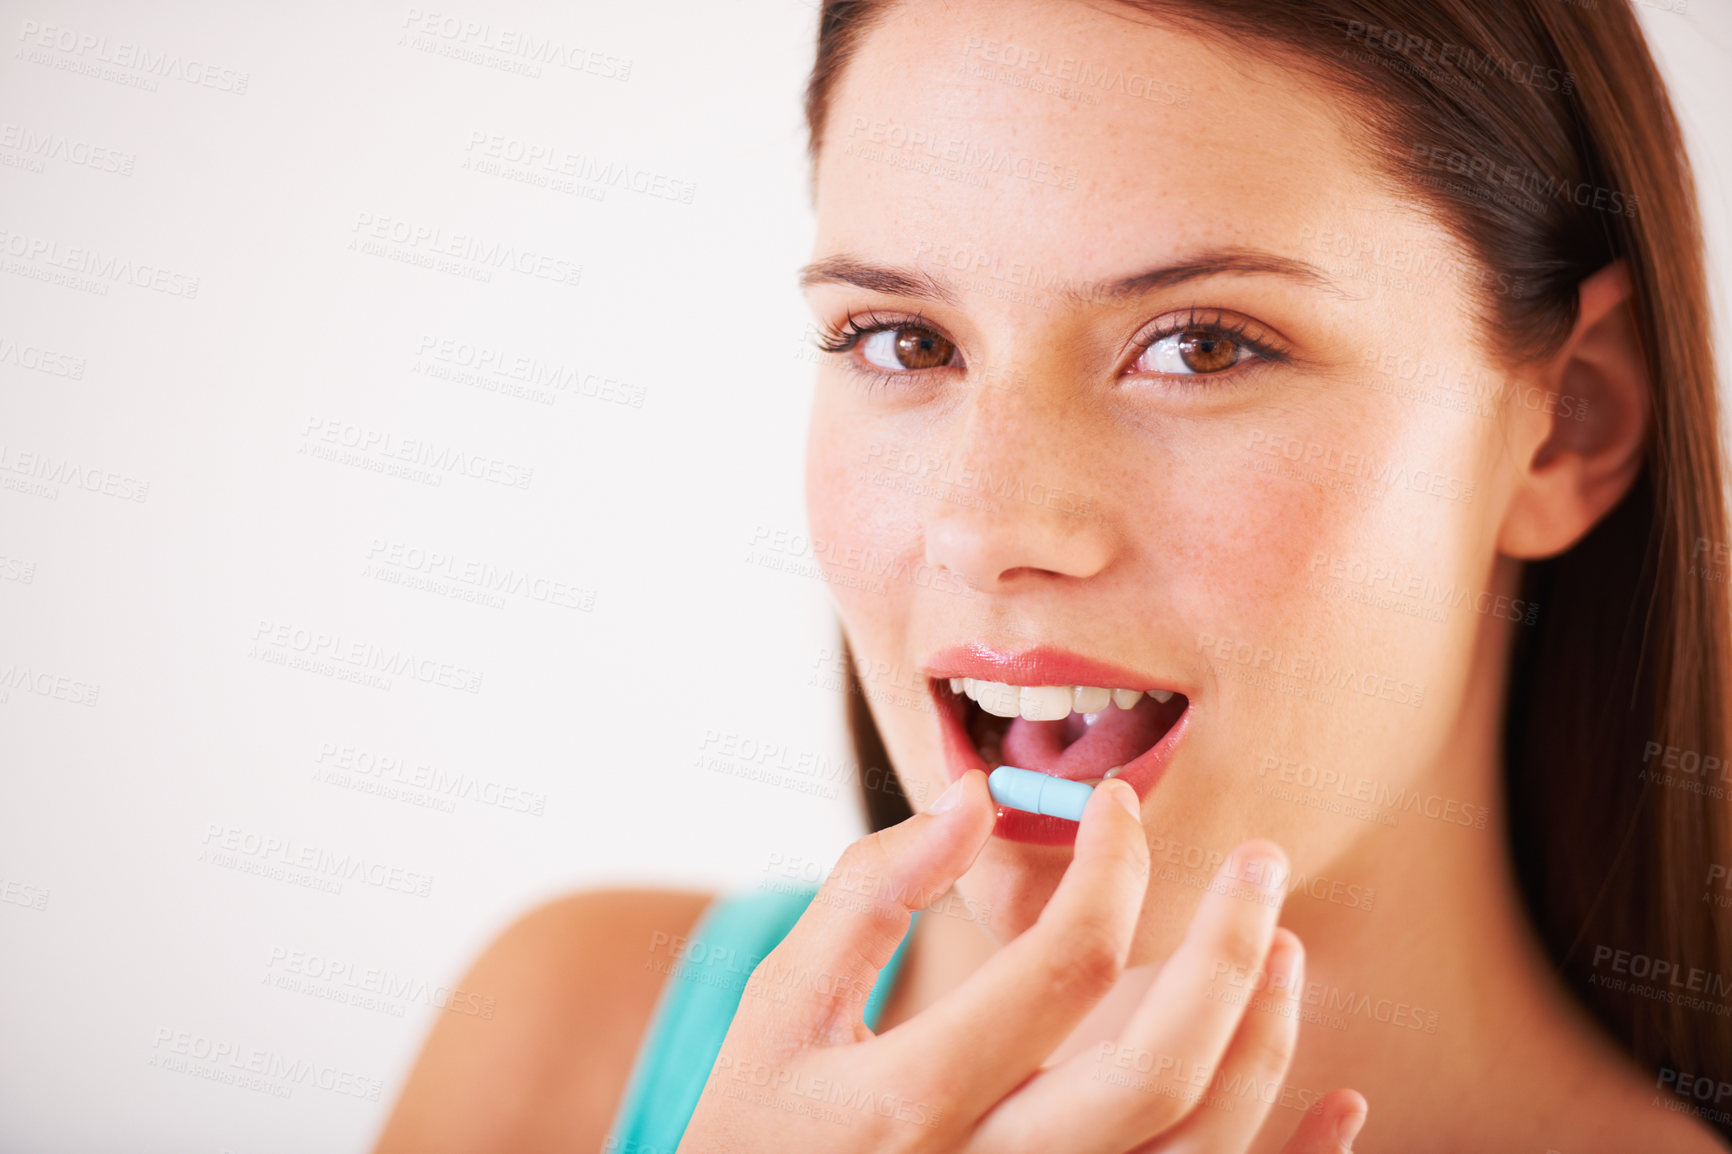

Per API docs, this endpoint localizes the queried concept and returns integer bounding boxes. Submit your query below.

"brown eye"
[1177,330,1241,373]
[862,326,956,371]
[1133,326,1253,376]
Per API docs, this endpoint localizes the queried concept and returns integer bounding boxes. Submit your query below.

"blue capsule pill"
[987,764,1095,822]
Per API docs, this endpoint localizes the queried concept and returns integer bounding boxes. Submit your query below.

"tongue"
[1000,696,1172,780]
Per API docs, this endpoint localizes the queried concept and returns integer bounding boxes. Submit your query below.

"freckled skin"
[800,2,1714,1149]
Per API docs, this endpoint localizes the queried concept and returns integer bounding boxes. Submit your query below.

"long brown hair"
[808,0,1732,1129]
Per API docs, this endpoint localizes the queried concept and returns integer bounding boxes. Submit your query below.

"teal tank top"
[604,885,920,1153]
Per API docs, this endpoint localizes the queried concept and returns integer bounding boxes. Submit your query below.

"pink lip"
[920,643,1192,846]
[920,643,1186,695]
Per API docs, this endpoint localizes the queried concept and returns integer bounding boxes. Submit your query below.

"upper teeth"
[947,678,1176,720]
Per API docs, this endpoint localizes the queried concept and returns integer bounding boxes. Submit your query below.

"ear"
[1498,261,1651,560]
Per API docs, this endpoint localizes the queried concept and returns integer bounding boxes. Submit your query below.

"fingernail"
[931,774,967,813]
[1104,778,1140,818]
[1337,1106,1367,1150]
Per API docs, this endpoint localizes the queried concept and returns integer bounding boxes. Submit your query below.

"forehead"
[814,0,1396,283]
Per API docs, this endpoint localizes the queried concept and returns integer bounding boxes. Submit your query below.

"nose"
[919,385,1116,591]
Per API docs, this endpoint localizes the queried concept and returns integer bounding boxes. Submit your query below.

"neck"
[1258,605,1610,1148]
[1267,700,1569,1145]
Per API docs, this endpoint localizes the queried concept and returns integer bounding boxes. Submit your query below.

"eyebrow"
[797,248,1339,304]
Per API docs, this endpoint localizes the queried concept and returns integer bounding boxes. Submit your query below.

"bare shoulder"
[370,886,716,1154]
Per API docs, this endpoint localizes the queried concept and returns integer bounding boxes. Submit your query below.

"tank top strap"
[605,885,919,1153]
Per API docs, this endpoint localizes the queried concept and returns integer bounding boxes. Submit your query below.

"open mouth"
[934,676,1190,786]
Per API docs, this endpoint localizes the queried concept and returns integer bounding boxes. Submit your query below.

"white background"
[0,1,1727,1150]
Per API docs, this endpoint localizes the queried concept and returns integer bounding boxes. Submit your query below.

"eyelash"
[811,309,949,394]
[812,307,1289,393]
[1127,307,1290,374]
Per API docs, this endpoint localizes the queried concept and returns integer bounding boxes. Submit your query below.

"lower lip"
[930,680,1191,846]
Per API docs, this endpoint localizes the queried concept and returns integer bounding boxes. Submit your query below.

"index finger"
[731,769,998,1049]
[874,777,1151,1117]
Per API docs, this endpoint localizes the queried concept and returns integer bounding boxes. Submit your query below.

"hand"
[677,769,1368,1153]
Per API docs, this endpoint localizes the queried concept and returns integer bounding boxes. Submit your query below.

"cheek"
[806,398,949,794]
[1152,407,1487,864]
[804,394,922,649]
[1170,410,1479,677]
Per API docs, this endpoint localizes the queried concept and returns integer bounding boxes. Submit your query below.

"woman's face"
[803,0,1538,948]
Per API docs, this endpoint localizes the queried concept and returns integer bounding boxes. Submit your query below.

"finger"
[736,768,996,1046]
[1135,928,1304,1154]
[974,840,1290,1148]
[1115,838,1290,1078]
[883,777,1151,1116]
[1278,1088,1368,1154]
